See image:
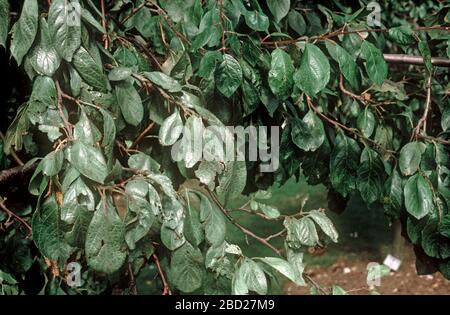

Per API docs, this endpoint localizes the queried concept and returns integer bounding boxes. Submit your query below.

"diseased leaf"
[10,0,38,65]
[144,71,182,92]
[72,46,108,91]
[0,0,9,48]
[32,196,74,262]
[48,0,81,61]
[85,197,127,274]
[115,81,144,126]
[170,242,204,293]
[67,141,108,184]
[159,111,183,146]
[308,210,338,242]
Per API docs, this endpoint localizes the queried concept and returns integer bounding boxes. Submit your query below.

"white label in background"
[383,254,402,271]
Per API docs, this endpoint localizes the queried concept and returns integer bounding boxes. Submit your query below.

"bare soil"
[286,254,450,295]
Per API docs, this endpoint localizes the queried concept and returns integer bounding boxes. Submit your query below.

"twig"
[306,97,397,156]
[0,197,32,235]
[152,253,172,295]
[207,190,282,256]
[55,81,74,140]
[0,131,24,166]
[100,0,109,49]
[304,274,330,295]
[219,0,226,51]
[338,75,365,104]
[130,122,155,149]
[411,76,432,140]
[121,1,147,25]
[128,263,138,295]
[261,25,450,46]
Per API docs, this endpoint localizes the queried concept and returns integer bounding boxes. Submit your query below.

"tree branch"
[411,76,432,140]
[207,189,283,256]
[0,197,32,235]
[152,253,172,295]
[384,54,450,67]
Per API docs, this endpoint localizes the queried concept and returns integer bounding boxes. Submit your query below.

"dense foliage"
[0,0,449,295]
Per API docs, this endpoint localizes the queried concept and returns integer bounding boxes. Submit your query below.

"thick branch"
[384,54,450,67]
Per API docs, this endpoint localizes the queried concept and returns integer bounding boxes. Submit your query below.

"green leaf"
[266,0,290,23]
[383,170,404,215]
[85,197,127,274]
[357,147,385,204]
[108,67,132,81]
[10,0,39,65]
[421,219,450,259]
[184,195,204,247]
[170,242,204,293]
[268,48,294,100]
[115,81,144,126]
[308,210,338,242]
[244,10,269,32]
[42,150,64,176]
[284,217,319,248]
[404,173,433,220]
[418,40,433,74]
[330,133,361,197]
[325,41,360,89]
[356,107,376,138]
[32,196,74,262]
[441,101,450,131]
[159,111,183,146]
[72,46,108,91]
[258,203,280,219]
[399,141,425,176]
[287,11,306,36]
[143,71,182,92]
[259,257,303,285]
[291,110,325,152]
[360,41,388,86]
[388,25,413,45]
[0,0,9,48]
[125,192,156,251]
[332,285,348,295]
[73,110,102,145]
[199,194,226,246]
[215,54,243,98]
[48,0,81,61]
[294,44,330,97]
[216,161,247,206]
[439,215,450,239]
[67,141,108,184]
[233,258,267,295]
